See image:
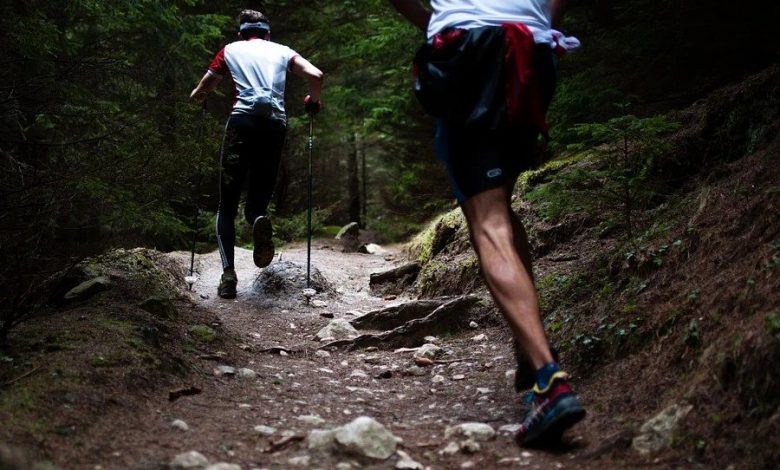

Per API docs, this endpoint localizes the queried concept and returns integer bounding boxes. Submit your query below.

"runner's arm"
[388,0,431,33]
[551,0,568,29]
[289,55,324,102]
[190,71,222,102]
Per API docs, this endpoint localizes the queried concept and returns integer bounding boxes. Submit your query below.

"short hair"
[238,9,269,26]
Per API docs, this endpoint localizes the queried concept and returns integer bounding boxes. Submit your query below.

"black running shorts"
[433,42,558,202]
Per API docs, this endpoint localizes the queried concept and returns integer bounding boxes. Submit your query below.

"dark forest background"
[1,0,777,336]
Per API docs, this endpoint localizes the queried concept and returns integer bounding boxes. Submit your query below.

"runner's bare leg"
[461,185,553,369]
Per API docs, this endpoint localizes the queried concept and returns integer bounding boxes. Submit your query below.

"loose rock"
[333,416,399,460]
[404,365,428,377]
[287,456,311,467]
[238,368,257,379]
[395,450,423,470]
[171,419,189,431]
[439,442,460,456]
[444,423,496,442]
[205,465,241,470]
[298,414,327,426]
[214,366,236,377]
[504,369,516,387]
[254,425,276,436]
[316,320,359,341]
[308,429,336,451]
[359,243,386,255]
[64,276,112,302]
[498,424,521,435]
[170,451,209,469]
[416,343,442,359]
[315,350,331,359]
[632,403,693,455]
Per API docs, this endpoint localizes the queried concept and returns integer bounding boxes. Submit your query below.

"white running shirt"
[209,39,299,122]
[427,0,554,45]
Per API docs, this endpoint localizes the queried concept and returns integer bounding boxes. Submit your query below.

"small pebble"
[171,419,189,431]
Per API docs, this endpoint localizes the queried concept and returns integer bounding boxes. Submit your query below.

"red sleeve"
[208,48,228,77]
[287,53,300,71]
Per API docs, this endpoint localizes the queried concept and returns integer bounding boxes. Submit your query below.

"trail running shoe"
[516,371,586,447]
[218,269,237,299]
[252,216,274,268]
[513,340,561,392]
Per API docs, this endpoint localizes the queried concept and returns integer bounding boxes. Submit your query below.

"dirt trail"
[79,240,617,470]
[2,241,642,470]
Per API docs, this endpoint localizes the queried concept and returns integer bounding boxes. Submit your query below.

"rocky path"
[92,242,607,469]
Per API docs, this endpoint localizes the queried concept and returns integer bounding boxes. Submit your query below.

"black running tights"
[216,114,286,270]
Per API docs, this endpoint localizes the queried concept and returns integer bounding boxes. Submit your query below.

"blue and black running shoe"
[516,371,586,447]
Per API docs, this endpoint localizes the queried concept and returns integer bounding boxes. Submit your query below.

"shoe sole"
[520,396,586,447]
[253,217,274,268]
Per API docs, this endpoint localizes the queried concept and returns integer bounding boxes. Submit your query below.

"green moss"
[515,154,585,195]
[189,325,217,343]
[408,208,465,264]
[0,375,74,440]
[415,259,448,293]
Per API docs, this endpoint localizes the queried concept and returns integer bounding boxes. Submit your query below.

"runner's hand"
[304,95,321,115]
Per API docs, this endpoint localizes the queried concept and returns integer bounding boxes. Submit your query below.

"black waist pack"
[413,26,506,129]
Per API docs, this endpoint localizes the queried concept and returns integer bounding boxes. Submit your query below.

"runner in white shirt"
[190,9,324,299]
[389,0,585,447]
[428,0,552,43]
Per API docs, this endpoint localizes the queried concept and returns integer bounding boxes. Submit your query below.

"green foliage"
[565,108,680,237]
[271,207,333,245]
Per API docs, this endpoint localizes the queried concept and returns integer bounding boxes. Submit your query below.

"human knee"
[471,218,514,250]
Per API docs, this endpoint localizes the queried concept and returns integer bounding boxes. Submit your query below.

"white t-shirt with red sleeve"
[208,38,299,123]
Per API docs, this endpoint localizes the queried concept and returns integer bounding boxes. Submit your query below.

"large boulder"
[248,261,333,306]
[64,276,112,302]
[335,222,361,253]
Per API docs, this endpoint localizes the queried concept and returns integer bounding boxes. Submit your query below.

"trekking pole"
[306,113,314,288]
[186,101,207,291]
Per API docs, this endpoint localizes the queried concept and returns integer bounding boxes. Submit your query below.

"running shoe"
[516,371,586,447]
[513,341,560,392]
[218,268,237,299]
[252,216,274,268]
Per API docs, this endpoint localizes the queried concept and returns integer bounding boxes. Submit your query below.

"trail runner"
[388,0,585,446]
[190,9,324,299]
